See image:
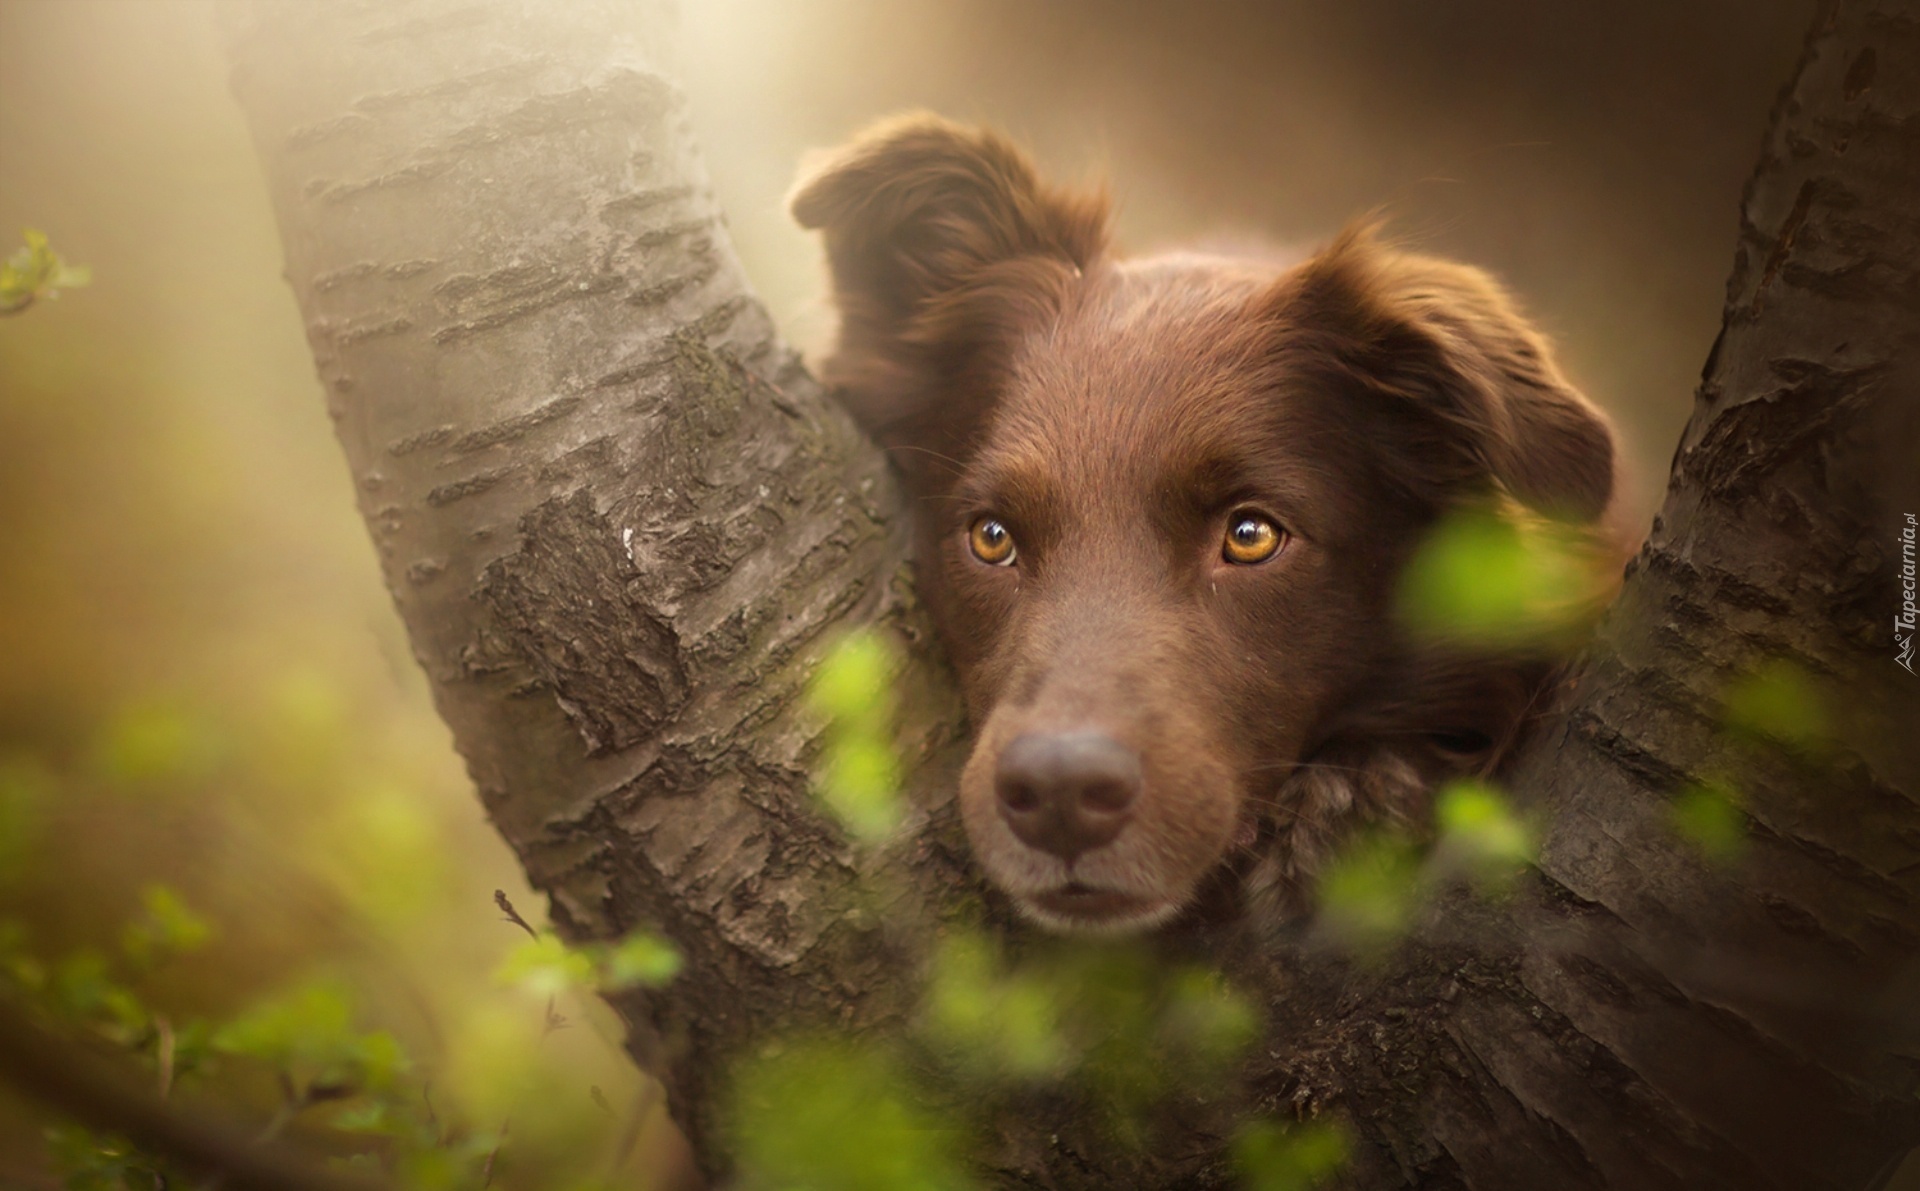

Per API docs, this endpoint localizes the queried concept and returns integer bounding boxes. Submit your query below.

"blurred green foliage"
[807,630,906,841]
[925,932,1259,1109]
[1396,505,1603,651]
[495,930,682,999]
[1316,779,1538,957]
[1315,833,1425,957]
[0,213,683,1184]
[1432,779,1537,892]
[1232,1119,1350,1191]
[120,884,215,969]
[765,621,1582,1188]
[0,33,1811,1183]
[0,229,90,316]
[921,930,1072,1080]
[1,878,679,1188]
[731,1039,976,1191]
[744,640,1317,1189]
[1670,777,1747,861]
[1722,659,1827,754]
[87,698,223,787]
[210,978,406,1096]
[731,932,1272,1189]
[1664,660,1831,863]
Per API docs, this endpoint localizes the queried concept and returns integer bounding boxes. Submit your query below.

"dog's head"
[793,115,1617,933]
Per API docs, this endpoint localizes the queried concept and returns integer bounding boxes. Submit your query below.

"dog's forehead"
[978,257,1317,493]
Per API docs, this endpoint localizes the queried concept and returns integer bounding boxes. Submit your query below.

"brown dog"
[792,115,1622,935]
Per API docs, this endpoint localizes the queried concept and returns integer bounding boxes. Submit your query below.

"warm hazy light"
[0,0,1815,1185]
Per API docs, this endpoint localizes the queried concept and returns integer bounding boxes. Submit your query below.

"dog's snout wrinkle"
[994,731,1142,862]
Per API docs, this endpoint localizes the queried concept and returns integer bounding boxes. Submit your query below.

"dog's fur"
[792,115,1624,935]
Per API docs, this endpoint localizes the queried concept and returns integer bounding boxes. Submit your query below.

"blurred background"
[0,0,1815,1184]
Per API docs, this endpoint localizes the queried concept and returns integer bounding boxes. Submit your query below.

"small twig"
[256,1076,353,1145]
[481,1118,509,1188]
[491,890,569,1177]
[254,1072,300,1144]
[600,1080,661,1182]
[493,892,567,1038]
[154,1015,175,1101]
[421,1081,442,1145]
[493,891,539,940]
[540,996,568,1039]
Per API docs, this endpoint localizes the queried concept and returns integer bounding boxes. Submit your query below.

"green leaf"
[1396,506,1600,651]
[819,735,904,841]
[211,978,406,1091]
[122,884,215,967]
[807,630,895,727]
[349,1029,407,1091]
[1233,1119,1350,1191]
[163,1017,217,1085]
[1671,778,1746,860]
[49,950,141,1031]
[1316,832,1424,957]
[601,932,682,988]
[1,227,90,314]
[807,631,906,842]
[312,783,450,927]
[1722,660,1828,753]
[89,699,221,787]
[328,1100,395,1134]
[1159,967,1259,1071]
[730,1038,976,1191]
[493,933,597,998]
[1434,778,1536,892]
[921,932,1070,1080]
[45,1123,171,1191]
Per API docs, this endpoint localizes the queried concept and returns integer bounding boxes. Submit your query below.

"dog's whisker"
[883,443,968,475]
[1240,760,1378,776]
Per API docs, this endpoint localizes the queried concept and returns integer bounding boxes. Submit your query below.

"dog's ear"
[791,113,1107,347]
[791,114,1108,486]
[1285,225,1615,521]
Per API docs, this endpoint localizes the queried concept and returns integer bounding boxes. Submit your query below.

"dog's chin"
[1012,884,1185,936]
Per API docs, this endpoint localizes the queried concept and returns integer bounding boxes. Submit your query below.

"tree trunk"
[222,1,1920,1187]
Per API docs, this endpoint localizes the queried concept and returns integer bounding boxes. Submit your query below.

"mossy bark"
[224,1,1920,1186]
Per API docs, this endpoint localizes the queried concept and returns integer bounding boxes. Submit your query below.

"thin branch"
[154,1014,175,1101]
[493,890,539,940]
[481,1119,509,1188]
[0,996,386,1191]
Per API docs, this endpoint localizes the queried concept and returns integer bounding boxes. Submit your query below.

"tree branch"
[0,998,386,1191]
[222,0,1920,1186]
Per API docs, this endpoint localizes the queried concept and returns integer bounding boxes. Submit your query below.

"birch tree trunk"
[222,1,1920,1187]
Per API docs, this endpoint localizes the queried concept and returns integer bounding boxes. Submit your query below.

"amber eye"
[1222,512,1284,564]
[968,517,1017,566]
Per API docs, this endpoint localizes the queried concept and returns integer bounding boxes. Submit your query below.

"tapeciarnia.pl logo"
[1899,513,1917,675]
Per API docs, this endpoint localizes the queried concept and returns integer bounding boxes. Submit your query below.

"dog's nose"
[994,731,1142,861]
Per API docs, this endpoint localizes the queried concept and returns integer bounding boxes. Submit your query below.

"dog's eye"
[968,516,1017,566]
[1222,513,1284,565]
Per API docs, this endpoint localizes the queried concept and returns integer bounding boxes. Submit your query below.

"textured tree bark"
[223,1,1920,1188]
[217,0,975,1163]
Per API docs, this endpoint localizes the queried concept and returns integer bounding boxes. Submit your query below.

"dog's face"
[926,265,1423,932]
[793,116,1616,933]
